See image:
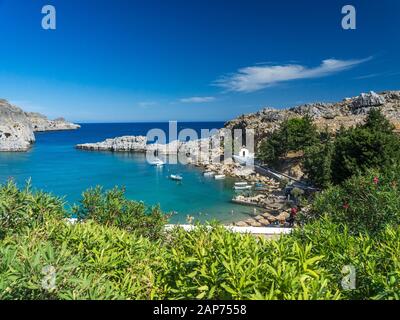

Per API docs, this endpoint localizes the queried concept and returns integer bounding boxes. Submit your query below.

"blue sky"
[0,0,399,122]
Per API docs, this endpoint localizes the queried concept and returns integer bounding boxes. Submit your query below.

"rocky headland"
[26,112,80,132]
[0,99,80,151]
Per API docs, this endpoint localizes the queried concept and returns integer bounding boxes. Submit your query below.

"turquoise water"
[0,123,255,223]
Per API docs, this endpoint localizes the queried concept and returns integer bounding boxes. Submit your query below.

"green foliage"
[303,141,334,188]
[303,109,400,186]
[0,180,65,239]
[1,181,400,300]
[0,219,165,299]
[292,218,400,300]
[331,125,400,185]
[306,166,400,235]
[157,225,338,300]
[258,116,318,165]
[364,108,395,134]
[74,186,168,240]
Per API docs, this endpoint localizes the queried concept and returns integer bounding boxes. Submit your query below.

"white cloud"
[138,101,157,108]
[179,96,216,103]
[215,57,372,93]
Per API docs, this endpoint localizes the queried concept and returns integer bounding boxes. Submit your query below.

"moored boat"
[170,174,183,181]
[233,185,252,191]
[150,158,165,166]
[214,174,226,180]
[234,182,248,186]
[203,171,215,177]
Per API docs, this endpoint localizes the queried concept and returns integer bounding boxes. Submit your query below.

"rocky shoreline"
[0,99,80,151]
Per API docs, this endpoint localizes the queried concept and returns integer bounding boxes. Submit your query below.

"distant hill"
[225,91,400,147]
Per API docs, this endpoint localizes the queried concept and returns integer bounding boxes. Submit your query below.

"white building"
[233,147,254,166]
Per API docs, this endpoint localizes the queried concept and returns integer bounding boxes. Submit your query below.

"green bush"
[0,180,65,239]
[292,217,400,300]
[1,181,400,300]
[157,225,339,300]
[0,219,165,299]
[74,186,169,240]
[306,167,400,235]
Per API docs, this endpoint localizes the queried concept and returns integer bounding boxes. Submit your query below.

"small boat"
[233,185,252,191]
[203,171,215,177]
[234,182,248,186]
[254,182,268,191]
[214,174,226,180]
[150,158,165,166]
[170,174,183,181]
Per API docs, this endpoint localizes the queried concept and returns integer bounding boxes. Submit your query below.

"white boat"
[214,174,226,180]
[234,182,248,186]
[150,158,165,166]
[170,174,183,181]
[203,171,215,177]
[233,185,252,191]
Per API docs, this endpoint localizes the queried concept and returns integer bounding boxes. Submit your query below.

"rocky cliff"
[0,99,35,151]
[26,112,80,131]
[225,91,400,146]
[0,99,80,151]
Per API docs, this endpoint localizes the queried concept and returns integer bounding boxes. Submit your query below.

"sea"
[0,122,256,224]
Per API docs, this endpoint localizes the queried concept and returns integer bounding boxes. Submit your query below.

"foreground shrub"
[0,219,165,299]
[74,186,169,240]
[157,225,340,300]
[307,167,400,235]
[1,182,399,300]
[0,180,65,239]
[292,218,400,300]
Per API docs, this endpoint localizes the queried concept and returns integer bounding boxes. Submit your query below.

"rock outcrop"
[0,99,35,151]
[26,112,80,131]
[225,91,400,147]
[77,134,224,165]
[77,136,147,152]
[0,99,80,151]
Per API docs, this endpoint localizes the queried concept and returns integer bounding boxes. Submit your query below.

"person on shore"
[287,207,298,227]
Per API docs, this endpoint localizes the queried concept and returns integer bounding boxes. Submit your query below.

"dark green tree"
[303,141,334,188]
[258,115,319,165]
[331,109,400,184]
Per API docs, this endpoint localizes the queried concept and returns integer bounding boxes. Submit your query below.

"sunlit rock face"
[0,99,80,152]
[26,112,80,132]
[0,99,35,151]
